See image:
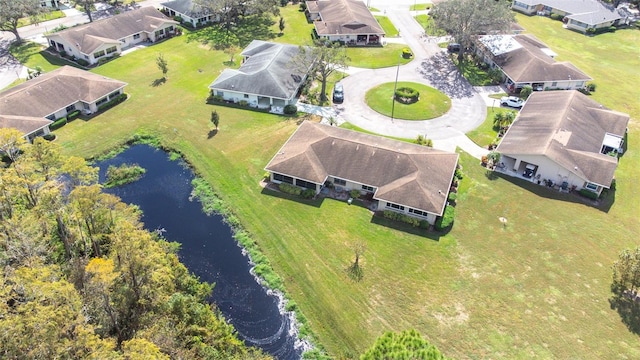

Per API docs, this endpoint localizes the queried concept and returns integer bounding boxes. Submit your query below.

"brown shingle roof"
[265,121,458,216]
[0,115,52,135]
[479,34,591,83]
[496,91,629,187]
[47,7,177,54]
[308,0,384,36]
[0,66,127,118]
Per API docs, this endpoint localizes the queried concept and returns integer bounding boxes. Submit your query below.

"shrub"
[278,183,302,196]
[579,188,599,200]
[550,13,563,21]
[402,48,413,59]
[68,110,80,120]
[382,210,421,227]
[43,134,56,141]
[59,50,67,57]
[98,93,127,112]
[173,15,183,23]
[455,168,464,180]
[586,83,596,92]
[210,94,224,103]
[104,163,146,188]
[520,85,533,99]
[283,104,297,114]
[608,26,617,33]
[76,58,89,66]
[435,205,455,231]
[301,189,316,199]
[238,100,249,107]
[448,192,457,203]
[349,189,360,199]
[586,27,596,34]
[577,87,590,95]
[394,87,419,104]
[50,117,67,130]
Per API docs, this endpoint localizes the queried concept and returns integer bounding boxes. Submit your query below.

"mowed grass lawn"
[365,82,451,120]
[43,14,640,360]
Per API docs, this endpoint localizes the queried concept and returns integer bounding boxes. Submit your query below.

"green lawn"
[414,14,446,36]
[409,3,432,11]
[9,42,80,72]
[374,16,399,37]
[346,44,412,68]
[452,56,499,86]
[20,10,640,360]
[270,4,315,45]
[365,82,451,120]
[466,107,514,147]
[18,10,65,27]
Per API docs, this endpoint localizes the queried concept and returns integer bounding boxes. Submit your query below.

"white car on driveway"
[500,96,524,108]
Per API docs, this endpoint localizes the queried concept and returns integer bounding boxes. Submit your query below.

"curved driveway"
[334,7,488,158]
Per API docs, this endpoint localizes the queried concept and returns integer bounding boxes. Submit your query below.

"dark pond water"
[98,145,307,359]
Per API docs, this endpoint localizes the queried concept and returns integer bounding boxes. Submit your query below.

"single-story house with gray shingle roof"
[45,7,178,65]
[265,121,459,224]
[474,34,591,92]
[0,66,127,141]
[208,40,314,111]
[161,0,218,28]
[495,91,629,196]
[305,0,384,45]
[511,0,624,33]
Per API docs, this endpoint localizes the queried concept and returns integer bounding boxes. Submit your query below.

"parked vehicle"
[333,83,344,103]
[447,43,461,53]
[500,96,524,108]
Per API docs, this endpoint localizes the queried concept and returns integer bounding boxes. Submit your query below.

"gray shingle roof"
[209,40,312,100]
[265,121,459,216]
[0,115,52,135]
[307,0,384,36]
[47,7,177,54]
[0,66,127,118]
[516,0,622,25]
[478,34,591,83]
[496,91,629,187]
[161,0,212,18]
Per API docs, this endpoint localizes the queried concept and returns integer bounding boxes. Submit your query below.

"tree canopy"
[0,0,43,44]
[0,130,270,359]
[431,0,514,59]
[291,40,349,103]
[360,330,449,360]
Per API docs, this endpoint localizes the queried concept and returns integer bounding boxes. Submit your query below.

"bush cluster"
[550,13,563,21]
[283,104,298,114]
[402,48,413,59]
[394,87,419,104]
[435,205,455,231]
[50,117,67,130]
[98,93,128,112]
[382,210,428,228]
[579,188,599,200]
[278,183,302,196]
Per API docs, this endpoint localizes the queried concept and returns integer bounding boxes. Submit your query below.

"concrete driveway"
[335,6,488,156]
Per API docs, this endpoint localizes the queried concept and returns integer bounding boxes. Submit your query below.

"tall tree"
[278,16,285,34]
[0,0,42,44]
[211,110,220,130]
[74,0,97,22]
[361,329,449,360]
[612,247,640,296]
[291,40,349,103]
[156,53,169,79]
[431,0,514,60]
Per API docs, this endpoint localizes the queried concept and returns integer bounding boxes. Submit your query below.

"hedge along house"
[161,0,219,28]
[45,7,178,66]
[0,66,127,142]
[474,34,591,93]
[511,0,625,33]
[305,0,385,46]
[208,40,314,112]
[495,91,629,197]
[265,121,459,225]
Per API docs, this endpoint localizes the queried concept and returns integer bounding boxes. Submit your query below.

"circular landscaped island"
[365,82,451,120]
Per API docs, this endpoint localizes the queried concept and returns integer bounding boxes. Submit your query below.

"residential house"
[0,66,127,142]
[208,40,314,111]
[474,34,591,92]
[40,0,61,8]
[265,121,459,225]
[305,0,384,45]
[161,0,218,28]
[511,0,624,33]
[495,91,629,196]
[45,7,178,65]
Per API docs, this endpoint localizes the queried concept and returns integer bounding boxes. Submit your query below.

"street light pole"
[390,55,401,122]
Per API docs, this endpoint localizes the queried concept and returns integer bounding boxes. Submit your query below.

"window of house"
[361,185,374,192]
[93,50,105,58]
[244,94,249,98]
[134,33,141,40]
[46,114,56,121]
[333,178,346,186]
[65,104,76,113]
[105,46,117,54]
[551,81,557,87]
[585,182,598,191]
[296,179,316,190]
[386,202,405,211]
[108,91,121,100]
[409,208,427,217]
[96,97,108,106]
[273,173,293,184]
